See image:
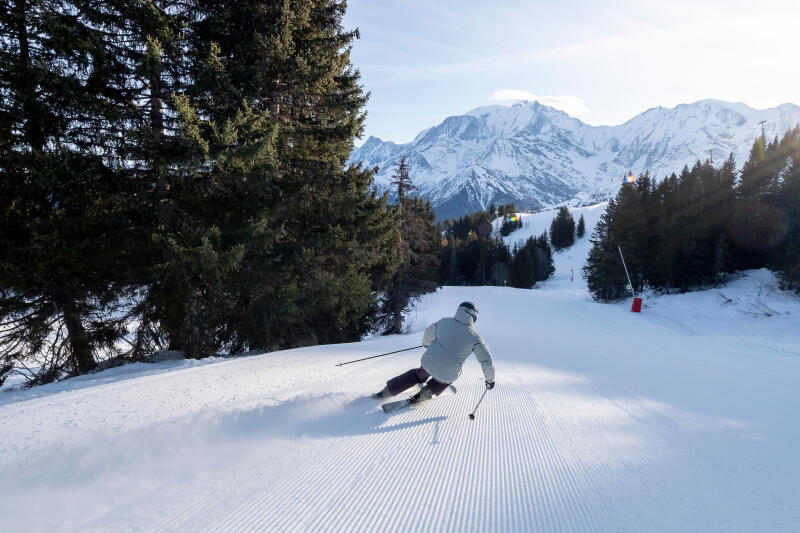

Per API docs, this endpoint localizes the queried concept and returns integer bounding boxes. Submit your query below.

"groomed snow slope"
[2,208,800,532]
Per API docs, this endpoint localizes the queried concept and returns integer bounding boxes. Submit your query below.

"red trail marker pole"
[618,245,642,313]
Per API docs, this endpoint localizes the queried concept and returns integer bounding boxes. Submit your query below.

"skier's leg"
[426,378,451,396]
[386,367,430,396]
[410,369,453,403]
[410,377,451,404]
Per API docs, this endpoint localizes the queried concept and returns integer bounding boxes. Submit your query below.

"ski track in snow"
[2,205,800,532]
[189,370,611,533]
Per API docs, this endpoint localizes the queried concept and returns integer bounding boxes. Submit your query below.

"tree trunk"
[392,312,403,334]
[59,298,96,374]
[149,71,162,146]
[149,52,170,227]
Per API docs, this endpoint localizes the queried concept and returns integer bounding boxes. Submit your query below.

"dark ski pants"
[386,367,450,396]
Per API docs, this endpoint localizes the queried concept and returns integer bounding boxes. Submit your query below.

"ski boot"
[410,385,433,404]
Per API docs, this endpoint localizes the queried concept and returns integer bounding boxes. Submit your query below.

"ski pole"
[335,345,423,367]
[468,382,490,420]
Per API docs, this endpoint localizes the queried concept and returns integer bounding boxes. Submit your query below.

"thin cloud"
[491,90,589,116]
[362,13,792,84]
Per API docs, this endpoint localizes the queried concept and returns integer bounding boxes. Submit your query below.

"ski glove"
[485,381,495,390]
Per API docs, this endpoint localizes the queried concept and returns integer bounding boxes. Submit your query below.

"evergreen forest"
[584,128,800,300]
[1,0,400,386]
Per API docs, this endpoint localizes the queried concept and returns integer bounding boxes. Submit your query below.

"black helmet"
[458,301,478,322]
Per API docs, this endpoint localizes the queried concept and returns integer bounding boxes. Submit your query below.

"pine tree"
[613,180,651,291]
[710,153,737,285]
[584,200,629,300]
[729,138,785,271]
[772,130,800,290]
[390,156,416,205]
[671,162,720,288]
[510,241,536,288]
[442,240,461,285]
[0,0,143,381]
[649,172,678,288]
[693,159,735,286]
[489,239,512,285]
[712,233,731,287]
[134,0,402,352]
[576,214,586,239]
[77,0,252,358]
[533,232,555,281]
[262,0,400,347]
[380,165,439,334]
[549,206,576,250]
[509,233,553,288]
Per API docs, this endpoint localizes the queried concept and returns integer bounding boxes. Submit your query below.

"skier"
[373,301,496,404]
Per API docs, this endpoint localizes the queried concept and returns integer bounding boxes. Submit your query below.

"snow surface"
[497,203,607,293]
[3,208,800,532]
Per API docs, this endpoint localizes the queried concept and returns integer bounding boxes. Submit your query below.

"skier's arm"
[422,322,437,347]
[473,338,495,383]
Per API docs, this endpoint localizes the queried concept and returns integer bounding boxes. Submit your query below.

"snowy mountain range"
[349,99,800,219]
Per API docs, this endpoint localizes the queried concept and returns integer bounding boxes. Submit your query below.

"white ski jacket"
[420,308,496,384]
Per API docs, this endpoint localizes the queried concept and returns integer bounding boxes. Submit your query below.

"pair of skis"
[380,384,457,414]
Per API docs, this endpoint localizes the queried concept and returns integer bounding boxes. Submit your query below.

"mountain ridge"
[349,99,800,219]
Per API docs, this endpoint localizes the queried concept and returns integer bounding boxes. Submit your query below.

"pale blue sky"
[343,0,800,143]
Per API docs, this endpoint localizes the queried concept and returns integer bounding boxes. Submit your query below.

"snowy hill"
[350,99,800,219]
[498,203,607,291]
[3,208,800,531]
